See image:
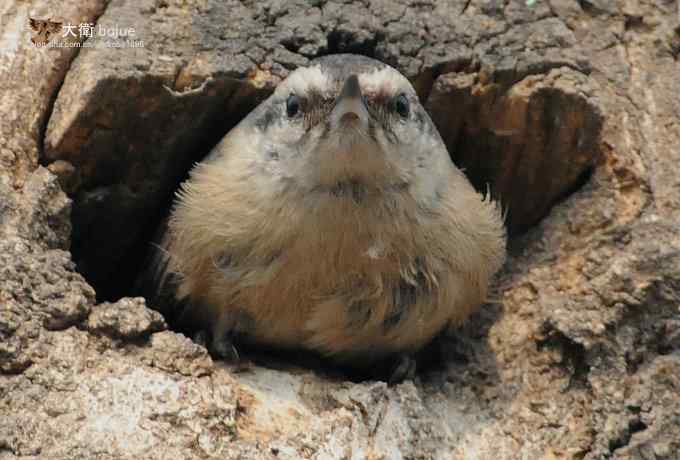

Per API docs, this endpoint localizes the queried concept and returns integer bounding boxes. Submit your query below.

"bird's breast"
[200,194,455,357]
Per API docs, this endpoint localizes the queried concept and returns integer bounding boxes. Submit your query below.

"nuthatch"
[143,54,506,382]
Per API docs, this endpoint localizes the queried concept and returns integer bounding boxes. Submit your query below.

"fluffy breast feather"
[152,138,505,360]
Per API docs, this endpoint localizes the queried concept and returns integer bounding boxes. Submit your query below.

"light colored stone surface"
[1,0,680,459]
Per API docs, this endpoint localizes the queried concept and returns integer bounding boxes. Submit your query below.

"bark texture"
[1,0,679,458]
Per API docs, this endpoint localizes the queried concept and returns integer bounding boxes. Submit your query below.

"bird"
[141,54,506,382]
[28,17,63,46]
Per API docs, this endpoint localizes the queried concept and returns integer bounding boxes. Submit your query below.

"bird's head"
[242,54,452,200]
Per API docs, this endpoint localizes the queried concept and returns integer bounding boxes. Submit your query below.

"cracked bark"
[1,0,679,458]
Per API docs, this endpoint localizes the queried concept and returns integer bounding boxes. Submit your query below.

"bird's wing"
[28,17,42,32]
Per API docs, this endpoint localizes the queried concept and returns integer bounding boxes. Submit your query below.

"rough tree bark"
[1,0,679,459]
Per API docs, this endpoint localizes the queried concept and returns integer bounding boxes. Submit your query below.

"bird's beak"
[330,74,369,131]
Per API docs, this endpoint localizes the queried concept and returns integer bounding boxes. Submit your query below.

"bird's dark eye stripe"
[286,94,300,118]
[394,93,410,118]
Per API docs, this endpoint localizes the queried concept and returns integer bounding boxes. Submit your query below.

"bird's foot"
[193,330,240,362]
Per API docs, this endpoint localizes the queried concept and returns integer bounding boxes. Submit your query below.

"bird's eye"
[394,93,410,118]
[286,94,300,118]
